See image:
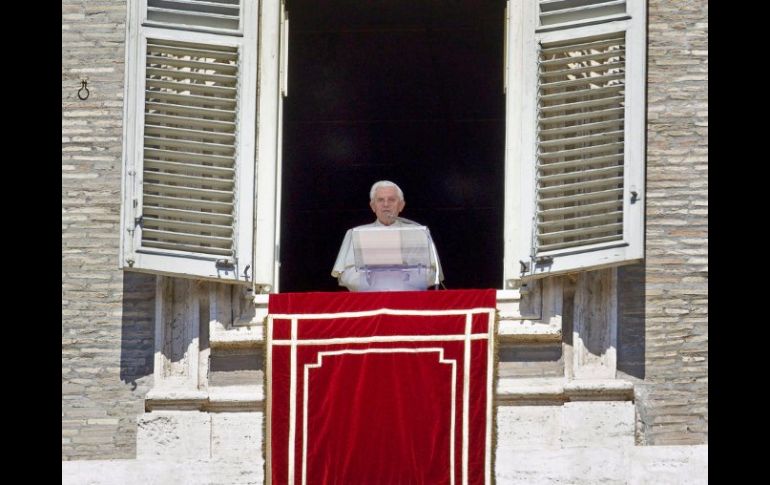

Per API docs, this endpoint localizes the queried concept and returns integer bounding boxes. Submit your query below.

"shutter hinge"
[535,255,553,266]
[134,215,143,227]
[519,260,530,274]
[216,259,235,270]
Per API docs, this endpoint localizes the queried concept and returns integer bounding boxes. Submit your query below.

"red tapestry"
[266,290,496,485]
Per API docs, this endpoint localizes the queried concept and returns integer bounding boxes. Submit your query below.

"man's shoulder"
[352,222,379,230]
[351,218,423,229]
[396,217,422,226]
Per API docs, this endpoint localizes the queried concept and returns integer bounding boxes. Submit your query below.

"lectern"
[352,225,438,291]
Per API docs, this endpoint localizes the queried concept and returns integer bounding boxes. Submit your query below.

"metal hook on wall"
[77,80,90,100]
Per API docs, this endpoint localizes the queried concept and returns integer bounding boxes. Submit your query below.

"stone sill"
[497,377,634,403]
[146,385,263,412]
[145,378,633,411]
[211,289,562,349]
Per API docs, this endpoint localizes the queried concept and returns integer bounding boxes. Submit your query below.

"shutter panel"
[538,0,627,30]
[120,0,258,284]
[250,0,287,292]
[504,0,645,285]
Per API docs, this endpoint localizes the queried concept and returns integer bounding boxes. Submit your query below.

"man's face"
[370,186,405,225]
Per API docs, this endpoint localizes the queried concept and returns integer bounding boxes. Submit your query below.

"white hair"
[369,180,404,201]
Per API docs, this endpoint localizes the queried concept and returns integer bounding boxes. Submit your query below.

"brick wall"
[617,0,708,445]
[62,0,155,460]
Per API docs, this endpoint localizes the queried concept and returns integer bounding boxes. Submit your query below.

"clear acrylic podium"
[352,225,438,291]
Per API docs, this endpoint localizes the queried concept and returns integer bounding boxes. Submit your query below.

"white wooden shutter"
[120,0,258,284]
[503,0,645,285]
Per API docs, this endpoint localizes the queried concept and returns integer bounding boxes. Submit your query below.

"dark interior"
[279,0,506,292]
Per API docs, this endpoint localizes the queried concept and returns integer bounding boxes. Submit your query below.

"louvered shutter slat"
[538,141,624,161]
[540,0,625,14]
[137,240,233,256]
[539,210,623,229]
[539,176,623,196]
[144,182,233,201]
[540,72,625,91]
[142,228,232,244]
[540,48,624,67]
[539,0,628,28]
[144,206,233,224]
[539,222,623,241]
[146,43,239,60]
[537,153,624,172]
[539,118,623,137]
[540,86,624,104]
[144,159,235,177]
[539,165,623,184]
[146,55,238,74]
[144,217,232,235]
[540,199,623,218]
[539,107,624,126]
[540,130,624,149]
[153,0,240,9]
[147,0,241,32]
[141,228,232,253]
[540,61,625,80]
[539,95,625,115]
[145,113,235,132]
[145,124,235,144]
[144,171,234,190]
[538,187,623,208]
[539,35,625,54]
[144,136,234,155]
[147,7,239,21]
[146,79,236,98]
[146,67,236,85]
[142,194,232,212]
[151,0,240,11]
[537,234,622,252]
[144,102,234,121]
[144,91,236,109]
[144,148,234,166]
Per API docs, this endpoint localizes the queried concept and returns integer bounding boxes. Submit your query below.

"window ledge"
[144,378,634,411]
[146,386,263,412]
[497,377,634,403]
[211,287,563,349]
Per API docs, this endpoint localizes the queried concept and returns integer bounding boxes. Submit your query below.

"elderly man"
[332,180,444,291]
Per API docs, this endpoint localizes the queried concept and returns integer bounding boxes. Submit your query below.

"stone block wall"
[62,0,155,460]
[617,0,708,445]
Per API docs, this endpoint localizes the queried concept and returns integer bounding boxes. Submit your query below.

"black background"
[280,0,506,292]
